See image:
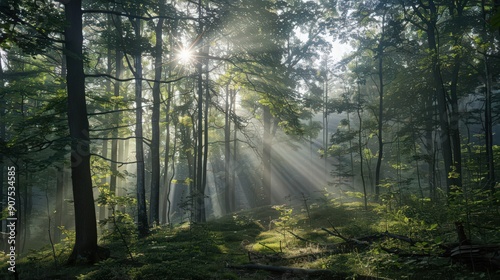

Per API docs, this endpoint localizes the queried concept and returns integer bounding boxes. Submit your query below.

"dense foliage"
[0,0,499,278]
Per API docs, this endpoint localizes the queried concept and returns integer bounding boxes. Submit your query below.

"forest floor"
[1,198,500,279]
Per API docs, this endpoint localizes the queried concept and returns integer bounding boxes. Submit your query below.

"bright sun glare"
[178,48,193,65]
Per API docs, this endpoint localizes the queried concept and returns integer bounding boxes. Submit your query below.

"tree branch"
[85,73,190,84]
[82,9,198,21]
[90,153,140,167]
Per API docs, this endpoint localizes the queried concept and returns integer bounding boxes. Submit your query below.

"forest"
[0,0,500,279]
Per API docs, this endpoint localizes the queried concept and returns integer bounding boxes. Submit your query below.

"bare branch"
[85,73,191,84]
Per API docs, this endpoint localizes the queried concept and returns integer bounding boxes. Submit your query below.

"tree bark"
[64,0,100,263]
[149,4,164,226]
[162,81,172,225]
[426,0,458,195]
[262,105,272,206]
[356,81,368,211]
[231,89,238,209]
[133,15,149,237]
[201,42,209,222]
[110,15,122,198]
[162,46,174,224]
[99,139,108,222]
[195,50,204,222]
[224,85,233,214]
[193,0,205,222]
[374,29,385,202]
[484,56,496,191]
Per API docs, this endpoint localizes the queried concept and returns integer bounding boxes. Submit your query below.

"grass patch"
[1,202,498,279]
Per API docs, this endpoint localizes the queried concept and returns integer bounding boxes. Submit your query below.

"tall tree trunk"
[186,122,195,223]
[99,42,113,223]
[374,34,384,203]
[356,81,368,211]
[484,56,496,191]
[201,43,209,222]
[162,39,175,224]
[426,0,457,195]
[193,0,205,222]
[150,4,164,226]
[134,16,149,237]
[54,39,67,244]
[195,58,203,222]
[481,3,496,191]
[425,93,436,199]
[224,86,233,214]
[110,15,122,198]
[231,89,237,209]
[164,119,176,226]
[262,105,272,206]
[162,81,172,225]
[449,54,463,190]
[64,0,101,263]
[99,139,108,222]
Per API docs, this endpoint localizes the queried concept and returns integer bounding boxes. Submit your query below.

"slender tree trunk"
[347,112,354,186]
[133,16,149,237]
[54,166,64,243]
[356,82,368,211]
[165,121,177,227]
[484,56,496,191]
[98,40,113,224]
[426,1,457,195]
[150,5,164,226]
[193,0,205,222]
[425,93,436,199]
[224,85,232,214]
[449,50,463,191]
[374,37,384,202]
[186,126,195,223]
[323,63,329,181]
[64,0,101,263]
[162,82,172,225]
[117,127,126,214]
[162,36,175,224]
[200,43,209,222]
[231,89,237,209]
[224,88,237,213]
[110,16,122,198]
[195,58,203,222]
[411,118,424,200]
[99,139,108,222]
[54,38,67,244]
[262,105,272,206]
[480,0,496,191]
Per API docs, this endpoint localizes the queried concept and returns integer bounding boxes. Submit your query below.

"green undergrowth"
[0,201,499,279]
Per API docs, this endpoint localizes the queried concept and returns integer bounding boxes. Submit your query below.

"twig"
[259,242,278,253]
[287,230,311,243]
[322,220,369,246]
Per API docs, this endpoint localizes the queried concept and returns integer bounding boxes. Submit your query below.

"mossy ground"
[0,202,498,279]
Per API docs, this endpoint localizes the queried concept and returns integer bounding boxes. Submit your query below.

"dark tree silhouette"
[63,0,105,263]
